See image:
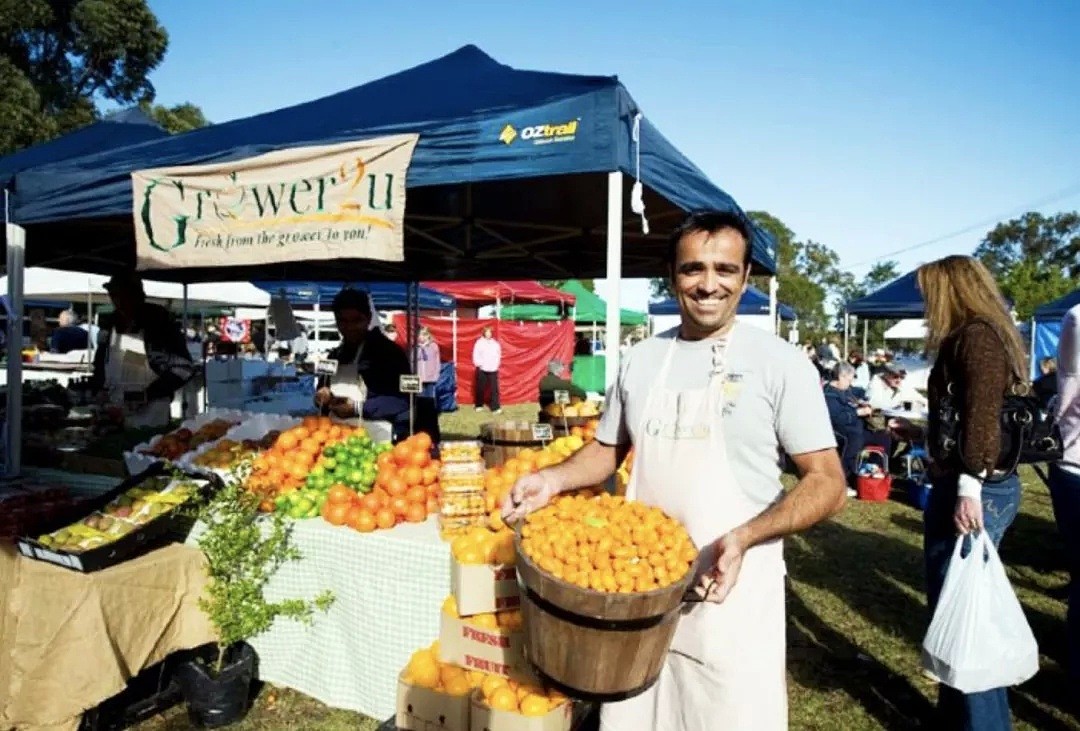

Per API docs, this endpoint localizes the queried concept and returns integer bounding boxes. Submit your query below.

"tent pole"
[4,214,25,480]
[862,320,868,355]
[843,312,849,360]
[182,284,189,420]
[604,172,623,391]
[768,276,778,336]
[314,302,321,357]
[1029,316,1036,381]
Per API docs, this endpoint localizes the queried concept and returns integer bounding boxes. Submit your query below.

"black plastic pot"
[175,642,257,728]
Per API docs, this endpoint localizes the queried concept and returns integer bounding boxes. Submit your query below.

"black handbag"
[936,327,1063,482]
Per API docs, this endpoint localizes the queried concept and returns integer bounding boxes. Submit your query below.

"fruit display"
[542,400,601,419]
[440,439,483,463]
[480,435,596,526]
[192,431,281,470]
[35,477,202,554]
[441,595,523,632]
[317,432,440,530]
[439,460,486,535]
[450,525,517,566]
[140,418,239,460]
[401,641,478,696]
[473,671,568,717]
[519,493,697,593]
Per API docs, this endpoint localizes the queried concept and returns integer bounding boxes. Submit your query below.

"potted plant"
[177,478,333,728]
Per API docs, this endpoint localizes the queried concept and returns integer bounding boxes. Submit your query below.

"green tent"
[500,280,646,326]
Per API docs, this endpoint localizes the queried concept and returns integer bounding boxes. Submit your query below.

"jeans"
[924,471,1022,731]
[475,369,500,411]
[1048,463,1080,678]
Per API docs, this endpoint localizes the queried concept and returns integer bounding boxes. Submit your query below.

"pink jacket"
[472,337,501,372]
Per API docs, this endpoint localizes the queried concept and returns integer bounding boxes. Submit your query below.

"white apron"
[600,332,788,731]
[105,331,171,429]
[326,345,367,427]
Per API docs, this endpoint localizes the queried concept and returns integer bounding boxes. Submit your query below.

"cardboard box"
[395,673,471,731]
[469,691,575,731]
[439,612,535,682]
[451,558,521,616]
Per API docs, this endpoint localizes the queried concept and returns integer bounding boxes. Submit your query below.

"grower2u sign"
[132,134,419,270]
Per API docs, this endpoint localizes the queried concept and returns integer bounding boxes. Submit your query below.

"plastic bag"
[921,532,1039,693]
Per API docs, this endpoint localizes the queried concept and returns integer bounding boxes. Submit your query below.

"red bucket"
[856,447,892,502]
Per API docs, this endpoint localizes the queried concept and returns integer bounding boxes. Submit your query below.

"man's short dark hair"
[331,288,372,316]
[667,210,754,271]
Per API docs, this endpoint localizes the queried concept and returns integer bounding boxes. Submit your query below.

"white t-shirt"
[1058,304,1080,475]
[597,323,836,510]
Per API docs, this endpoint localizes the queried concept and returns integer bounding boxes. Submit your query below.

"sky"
[145,0,1080,312]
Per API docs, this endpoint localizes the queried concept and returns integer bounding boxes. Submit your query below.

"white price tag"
[315,359,339,376]
[399,375,422,394]
[554,390,571,405]
[532,423,553,441]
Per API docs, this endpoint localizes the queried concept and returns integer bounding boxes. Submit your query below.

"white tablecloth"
[189,517,450,721]
[881,407,929,422]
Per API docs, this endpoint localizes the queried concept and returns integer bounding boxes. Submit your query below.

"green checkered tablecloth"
[188,517,450,721]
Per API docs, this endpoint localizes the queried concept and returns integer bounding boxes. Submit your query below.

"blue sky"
[147,0,1080,310]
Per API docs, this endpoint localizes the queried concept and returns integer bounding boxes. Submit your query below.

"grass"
[136,405,1077,730]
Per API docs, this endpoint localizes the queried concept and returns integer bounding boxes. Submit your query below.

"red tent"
[424,281,575,306]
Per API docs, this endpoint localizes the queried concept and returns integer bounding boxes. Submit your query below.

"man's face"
[884,373,902,390]
[335,308,370,343]
[671,228,749,339]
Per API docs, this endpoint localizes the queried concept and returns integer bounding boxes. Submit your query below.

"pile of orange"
[244,416,365,510]
[481,435,597,527]
[401,641,474,696]
[441,595,523,632]
[476,673,568,717]
[568,418,601,443]
[520,492,697,594]
[321,432,440,531]
[449,525,516,565]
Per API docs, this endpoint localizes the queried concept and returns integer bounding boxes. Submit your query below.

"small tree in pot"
[178,478,333,728]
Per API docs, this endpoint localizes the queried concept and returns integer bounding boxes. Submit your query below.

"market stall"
[1030,287,1078,379]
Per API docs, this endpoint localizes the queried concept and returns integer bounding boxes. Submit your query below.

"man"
[847,350,871,394]
[50,310,89,354]
[472,325,501,414]
[538,359,586,408]
[1049,303,1080,678]
[504,210,846,730]
[866,365,924,411]
[89,272,193,427]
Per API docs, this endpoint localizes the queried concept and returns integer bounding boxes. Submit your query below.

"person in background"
[847,350,871,394]
[1033,357,1058,411]
[292,325,309,364]
[824,363,873,488]
[919,255,1026,729]
[50,310,89,354]
[384,323,399,344]
[574,332,592,356]
[413,326,441,399]
[538,359,586,408]
[89,271,193,428]
[867,365,926,411]
[472,325,501,414]
[314,289,411,433]
[1049,303,1080,680]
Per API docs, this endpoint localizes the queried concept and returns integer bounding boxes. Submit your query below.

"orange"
[402,465,423,487]
[489,688,518,712]
[481,675,508,701]
[421,464,439,485]
[392,441,412,463]
[406,447,430,468]
[351,509,377,533]
[324,502,350,527]
[386,476,408,498]
[390,496,410,517]
[327,484,355,504]
[404,502,426,523]
[302,416,320,431]
[404,485,426,504]
[441,595,459,617]
[276,432,299,451]
[376,452,395,469]
[412,432,433,452]
[375,508,396,530]
[359,493,382,513]
[443,675,470,696]
[425,496,440,514]
[520,695,550,716]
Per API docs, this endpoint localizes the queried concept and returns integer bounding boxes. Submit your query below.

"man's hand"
[856,405,872,417]
[954,496,983,534]
[314,387,333,408]
[502,471,561,524]
[329,397,357,420]
[696,530,745,604]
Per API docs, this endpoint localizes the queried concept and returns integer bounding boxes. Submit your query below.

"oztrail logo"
[499,119,579,146]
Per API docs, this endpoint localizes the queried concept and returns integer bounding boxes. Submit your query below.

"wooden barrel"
[514,529,696,701]
[479,421,546,468]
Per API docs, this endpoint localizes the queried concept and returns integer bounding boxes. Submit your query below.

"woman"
[919,255,1026,730]
[413,326,441,400]
[313,288,411,434]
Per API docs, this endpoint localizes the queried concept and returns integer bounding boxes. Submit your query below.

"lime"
[347,469,364,486]
[322,457,338,471]
[309,465,327,478]
[323,445,338,459]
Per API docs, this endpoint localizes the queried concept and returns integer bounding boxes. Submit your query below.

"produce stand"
[185,517,451,722]
[0,542,214,731]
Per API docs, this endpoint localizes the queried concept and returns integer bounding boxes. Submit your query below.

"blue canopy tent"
[1030,287,1080,379]
[648,286,797,320]
[845,271,924,319]
[252,281,455,311]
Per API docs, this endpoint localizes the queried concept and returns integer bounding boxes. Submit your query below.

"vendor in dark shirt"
[538,359,586,407]
[50,310,90,354]
[313,288,411,433]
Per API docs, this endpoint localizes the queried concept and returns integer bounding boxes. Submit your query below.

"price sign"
[399,375,422,394]
[315,359,338,376]
[531,423,553,441]
[554,390,571,405]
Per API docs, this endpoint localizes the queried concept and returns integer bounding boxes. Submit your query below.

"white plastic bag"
[921,532,1039,693]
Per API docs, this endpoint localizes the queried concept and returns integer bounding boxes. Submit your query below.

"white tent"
[0,267,269,310]
[884,319,926,340]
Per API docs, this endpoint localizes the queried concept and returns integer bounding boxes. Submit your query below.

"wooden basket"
[514,527,697,700]
[479,421,547,469]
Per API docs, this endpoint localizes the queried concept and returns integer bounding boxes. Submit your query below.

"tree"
[841,260,900,351]
[140,100,209,134]
[0,0,174,153]
[974,211,1080,319]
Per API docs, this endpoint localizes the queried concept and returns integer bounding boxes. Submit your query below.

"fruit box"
[14,462,218,573]
[439,613,535,683]
[468,692,575,731]
[395,672,471,731]
[451,557,521,617]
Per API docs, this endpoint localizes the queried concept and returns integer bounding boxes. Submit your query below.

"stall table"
[188,516,451,722]
[0,543,214,731]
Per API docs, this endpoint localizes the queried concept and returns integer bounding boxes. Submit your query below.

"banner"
[218,317,251,344]
[132,134,419,270]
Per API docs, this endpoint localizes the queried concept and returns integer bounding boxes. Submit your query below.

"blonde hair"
[418,326,433,341]
[916,255,1026,380]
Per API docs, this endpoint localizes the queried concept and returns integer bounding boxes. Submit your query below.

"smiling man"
[503,210,846,730]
